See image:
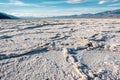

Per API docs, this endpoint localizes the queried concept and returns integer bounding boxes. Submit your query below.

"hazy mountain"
[84,9,120,18]
[1,9,119,19]
[53,9,120,18]
[0,12,18,19]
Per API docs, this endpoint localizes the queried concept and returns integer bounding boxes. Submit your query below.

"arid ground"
[0,19,120,80]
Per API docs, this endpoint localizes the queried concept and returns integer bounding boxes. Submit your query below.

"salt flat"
[0,19,120,80]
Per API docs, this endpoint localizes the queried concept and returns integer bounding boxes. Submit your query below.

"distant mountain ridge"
[53,9,120,18]
[83,9,120,18]
[1,9,120,19]
[0,12,18,19]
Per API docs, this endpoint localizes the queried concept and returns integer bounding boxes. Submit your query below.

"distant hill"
[0,12,18,19]
[53,9,120,18]
[81,9,120,18]
[1,9,119,19]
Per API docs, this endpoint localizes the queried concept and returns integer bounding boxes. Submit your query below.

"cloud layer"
[98,0,107,4]
[67,0,84,4]
[0,0,119,5]
[2,0,39,7]
[98,0,118,4]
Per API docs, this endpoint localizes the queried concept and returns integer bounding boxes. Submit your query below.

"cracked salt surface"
[0,19,120,80]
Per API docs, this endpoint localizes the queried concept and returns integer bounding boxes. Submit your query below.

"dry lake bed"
[0,19,120,80]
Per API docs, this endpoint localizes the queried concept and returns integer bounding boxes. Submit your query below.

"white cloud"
[108,3,120,7]
[0,0,39,7]
[98,0,118,4]
[9,0,30,6]
[9,0,23,4]
[98,0,107,4]
[41,0,84,4]
[67,0,84,4]
[110,0,118,1]
[41,1,65,4]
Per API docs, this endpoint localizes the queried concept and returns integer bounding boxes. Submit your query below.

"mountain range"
[0,9,120,19]
[0,12,18,19]
[53,9,120,18]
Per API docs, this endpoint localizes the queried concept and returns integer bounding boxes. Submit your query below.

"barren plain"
[0,19,120,80]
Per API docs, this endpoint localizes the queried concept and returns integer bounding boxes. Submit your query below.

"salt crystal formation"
[0,19,120,80]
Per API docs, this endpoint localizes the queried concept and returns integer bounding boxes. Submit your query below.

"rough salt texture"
[0,19,120,80]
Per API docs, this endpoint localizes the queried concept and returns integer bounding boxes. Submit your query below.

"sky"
[0,0,120,17]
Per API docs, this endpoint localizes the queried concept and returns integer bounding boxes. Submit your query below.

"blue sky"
[0,0,120,17]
